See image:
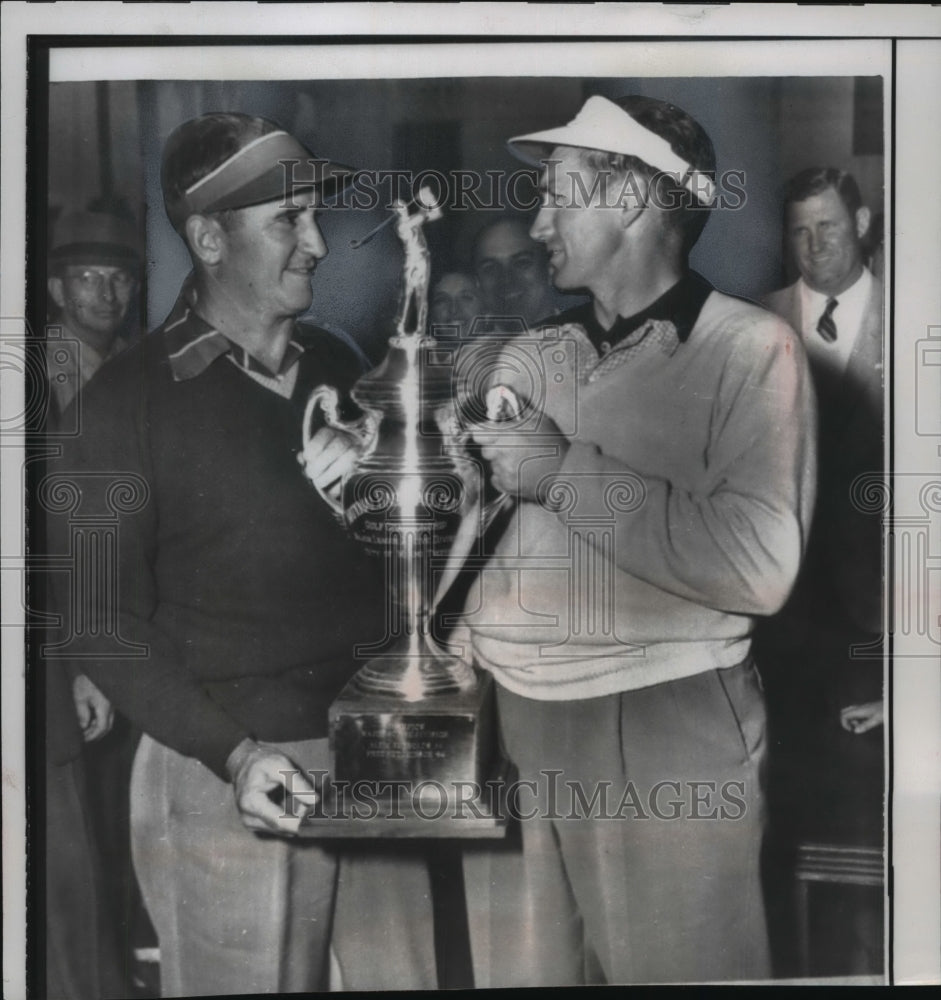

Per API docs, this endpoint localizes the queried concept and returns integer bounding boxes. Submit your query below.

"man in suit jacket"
[759,166,885,973]
[763,166,883,632]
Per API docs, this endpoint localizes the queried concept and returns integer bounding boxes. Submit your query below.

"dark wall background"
[48,75,884,362]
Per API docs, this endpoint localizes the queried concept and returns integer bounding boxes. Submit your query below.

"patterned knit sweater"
[464,288,817,700]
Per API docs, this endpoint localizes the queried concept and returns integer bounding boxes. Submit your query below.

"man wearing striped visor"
[462,95,817,985]
[48,113,436,994]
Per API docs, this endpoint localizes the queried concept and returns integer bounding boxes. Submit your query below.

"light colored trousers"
[130,735,436,996]
[463,659,771,986]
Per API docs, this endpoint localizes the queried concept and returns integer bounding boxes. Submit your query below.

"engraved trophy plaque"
[298,191,514,835]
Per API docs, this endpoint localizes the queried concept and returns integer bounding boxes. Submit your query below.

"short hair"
[783,166,863,218]
[160,113,282,233]
[470,216,545,265]
[579,95,717,252]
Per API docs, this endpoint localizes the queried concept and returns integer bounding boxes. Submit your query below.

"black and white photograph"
[2,4,940,996]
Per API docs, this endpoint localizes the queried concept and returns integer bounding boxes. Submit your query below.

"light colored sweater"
[464,290,817,700]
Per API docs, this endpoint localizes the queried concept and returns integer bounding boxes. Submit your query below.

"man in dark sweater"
[45,113,435,994]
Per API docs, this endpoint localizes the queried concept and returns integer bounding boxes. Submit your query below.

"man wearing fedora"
[43,208,142,1000]
[46,210,141,417]
[46,113,436,995]
[459,95,817,984]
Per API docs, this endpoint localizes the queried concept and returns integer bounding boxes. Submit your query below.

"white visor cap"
[508,95,716,206]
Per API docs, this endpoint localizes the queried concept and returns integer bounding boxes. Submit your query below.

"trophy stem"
[352,519,476,702]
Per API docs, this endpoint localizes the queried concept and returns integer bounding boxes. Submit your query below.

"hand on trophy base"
[294,671,513,839]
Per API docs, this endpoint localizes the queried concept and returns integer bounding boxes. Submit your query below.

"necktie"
[816,297,839,343]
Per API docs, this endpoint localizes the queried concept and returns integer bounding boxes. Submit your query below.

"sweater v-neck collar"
[558,270,714,356]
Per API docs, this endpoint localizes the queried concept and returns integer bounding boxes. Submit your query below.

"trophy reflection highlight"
[300,189,513,810]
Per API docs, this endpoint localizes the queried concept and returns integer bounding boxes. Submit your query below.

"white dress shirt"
[798,267,873,380]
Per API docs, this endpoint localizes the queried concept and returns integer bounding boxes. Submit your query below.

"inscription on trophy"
[330,677,494,786]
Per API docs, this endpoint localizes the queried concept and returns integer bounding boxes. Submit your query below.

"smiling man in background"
[472,215,570,328]
[761,167,883,749]
[43,207,144,1000]
[758,167,884,972]
[763,167,881,395]
[46,210,140,416]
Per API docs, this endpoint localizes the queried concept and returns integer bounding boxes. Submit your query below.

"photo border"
[3,4,939,994]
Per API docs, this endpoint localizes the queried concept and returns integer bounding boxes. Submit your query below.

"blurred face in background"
[48,263,136,354]
[473,219,553,326]
[430,272,483,338]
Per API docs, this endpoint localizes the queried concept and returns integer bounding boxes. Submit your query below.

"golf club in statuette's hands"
[298,188,519,833]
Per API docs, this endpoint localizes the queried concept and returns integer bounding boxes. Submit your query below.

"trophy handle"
[300,385,379,518]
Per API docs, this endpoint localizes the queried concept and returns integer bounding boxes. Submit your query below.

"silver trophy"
[298,190,516,829]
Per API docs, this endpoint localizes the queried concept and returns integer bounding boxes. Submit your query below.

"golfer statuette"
[299,189,514,830]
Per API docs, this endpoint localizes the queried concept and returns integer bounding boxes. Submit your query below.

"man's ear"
[619,202,648,233]
[185,214,225,266]
[855,206,872,242]
[48,276,66,310]
[617,171,647,225]
[617,172,651,233]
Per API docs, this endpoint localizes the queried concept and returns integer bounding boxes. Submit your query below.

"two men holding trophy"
[48,93,815,990]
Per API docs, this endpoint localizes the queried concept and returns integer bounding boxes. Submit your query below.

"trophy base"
[297,755,513,839]
[329,668,494,786]
[295,670,508,838]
